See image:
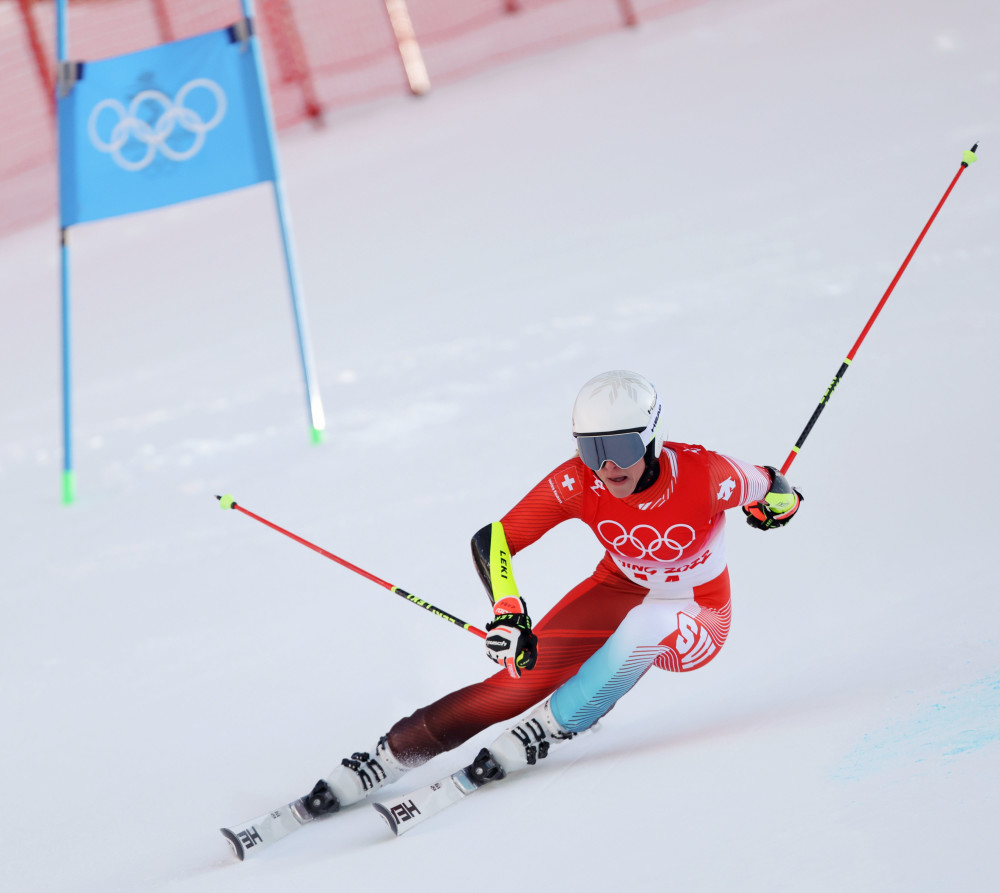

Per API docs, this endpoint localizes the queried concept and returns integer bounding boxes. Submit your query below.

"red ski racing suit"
[387,443,770,762]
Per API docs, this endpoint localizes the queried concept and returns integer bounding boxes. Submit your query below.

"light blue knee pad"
[550,635,663,732]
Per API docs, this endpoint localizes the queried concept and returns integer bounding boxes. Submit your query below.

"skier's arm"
[471,521,537,678]
[470,521,522,611]
[469,461,582,677]
[742,466,803,530]
[706,452,802,529]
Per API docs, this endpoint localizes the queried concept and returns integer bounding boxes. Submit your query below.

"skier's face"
[596,458,644,498]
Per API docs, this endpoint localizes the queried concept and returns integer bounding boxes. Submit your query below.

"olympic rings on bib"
[597,520,697,562]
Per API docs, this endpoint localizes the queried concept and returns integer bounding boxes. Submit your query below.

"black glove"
[485,598,538,678]
[743,466,803,530]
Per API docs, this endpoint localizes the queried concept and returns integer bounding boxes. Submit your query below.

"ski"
[220,797,314,861]
[373,747,505,836]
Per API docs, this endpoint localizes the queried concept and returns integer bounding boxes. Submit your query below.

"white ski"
[373,748,505,836]
[220,797,313,861]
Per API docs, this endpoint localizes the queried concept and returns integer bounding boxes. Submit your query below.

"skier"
[303,369,802,816]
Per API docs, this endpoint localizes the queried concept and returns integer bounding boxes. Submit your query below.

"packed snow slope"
[1,0,997,890]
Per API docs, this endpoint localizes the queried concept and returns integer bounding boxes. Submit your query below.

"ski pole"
[780,143,979,476]
[217,494,488,639]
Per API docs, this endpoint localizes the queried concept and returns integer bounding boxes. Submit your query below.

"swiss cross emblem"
[561,473,576,492]
[717,477,736,500]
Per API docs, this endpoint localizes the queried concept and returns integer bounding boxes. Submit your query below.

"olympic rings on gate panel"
[597,520,697,562]
[87,78,228,172]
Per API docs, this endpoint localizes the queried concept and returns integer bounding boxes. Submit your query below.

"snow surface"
[2,0,998,890]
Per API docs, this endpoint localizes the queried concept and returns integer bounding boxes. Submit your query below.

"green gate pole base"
[61,470,77,506]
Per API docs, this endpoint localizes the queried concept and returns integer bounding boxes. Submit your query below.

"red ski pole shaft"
[780,143,979,476]
[217,494,487,639]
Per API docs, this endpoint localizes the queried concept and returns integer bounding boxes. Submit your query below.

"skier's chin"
[605,478,636,498]
[596,460,643,498]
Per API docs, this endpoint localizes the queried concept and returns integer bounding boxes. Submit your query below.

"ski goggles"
[574,396,662,473]
[575,430,648,472]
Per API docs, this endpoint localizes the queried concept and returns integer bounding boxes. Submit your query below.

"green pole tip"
[61,470,77,506]
[963,149,978,165]
[218,494,236,510]
[310,427,325,446]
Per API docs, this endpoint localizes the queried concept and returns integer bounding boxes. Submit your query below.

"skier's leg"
[305,734,410,815]
[308,568,648,814]
[386,566,648,763]
[486,697,575,774]
[486,570,731,775]
[552,569,731,732]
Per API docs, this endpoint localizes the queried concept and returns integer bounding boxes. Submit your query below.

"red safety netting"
[0,0,705,238]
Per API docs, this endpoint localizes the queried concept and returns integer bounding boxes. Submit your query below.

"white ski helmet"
[572,370,664,472]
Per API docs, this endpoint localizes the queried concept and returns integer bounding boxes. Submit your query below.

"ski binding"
[373,747,505,836]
